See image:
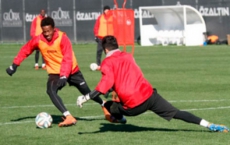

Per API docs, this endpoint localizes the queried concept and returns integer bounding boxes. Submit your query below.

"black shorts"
[47,70,90,95]
[106,89,178,121]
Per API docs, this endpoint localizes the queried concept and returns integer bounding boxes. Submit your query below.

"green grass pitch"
[0,44,230,145]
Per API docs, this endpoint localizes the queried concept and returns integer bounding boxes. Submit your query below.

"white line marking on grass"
[169,99,229,103]
[1,104,62,109]
[1,99,230,109]
[183,106,230,111]
[0,106,230,126]
[0,104,80,109]
[0,121,34,125]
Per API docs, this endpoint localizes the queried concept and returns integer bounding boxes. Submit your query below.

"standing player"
[93,5,113,70]
[77,35,229,133]
[6,17,103,127]
[30,9,46,70]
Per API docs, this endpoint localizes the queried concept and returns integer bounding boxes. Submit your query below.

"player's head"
[103,5,110,13]
[40,9,46,17]
[102,35,119,54]
[41,17,55,41]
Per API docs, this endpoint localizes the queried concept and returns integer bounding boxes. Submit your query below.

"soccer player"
[93,5,113,69]
[203,32,220,45]
[6,17,102,127]
[30,9,46,70]
[77,35,229,133]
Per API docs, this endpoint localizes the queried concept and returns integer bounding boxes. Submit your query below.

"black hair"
[103,5,110,11]
[41,16,55,28]
[102,35,119,51]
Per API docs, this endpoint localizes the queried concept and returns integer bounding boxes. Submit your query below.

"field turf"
[0,44,230,145]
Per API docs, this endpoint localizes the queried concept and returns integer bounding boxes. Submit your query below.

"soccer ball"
[35,112,53,129]
[90,63,98,71]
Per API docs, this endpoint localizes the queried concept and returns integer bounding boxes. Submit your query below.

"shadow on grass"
[10,114,103,124]
[10,115,210,133]
[78,123,209,134]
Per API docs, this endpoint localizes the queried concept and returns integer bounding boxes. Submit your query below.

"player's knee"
[80,85,91,95]
[110,102,120,114]
[103,101,112,111]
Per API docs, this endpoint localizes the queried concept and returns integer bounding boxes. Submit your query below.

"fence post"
[73,0,77,43]
[22,0,26,43]
[0,0,2,43]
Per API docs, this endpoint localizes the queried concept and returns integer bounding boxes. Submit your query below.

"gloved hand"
[76,94,90,108]
[57,76,67,90]
[6,63,18,76]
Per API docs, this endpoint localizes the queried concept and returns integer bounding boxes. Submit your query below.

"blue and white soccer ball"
[35,112,53,129]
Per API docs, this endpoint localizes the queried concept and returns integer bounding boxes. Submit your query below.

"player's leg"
[102,90,163,123]
[34,49,40,70]
[150,89,229,132]
[96,38,103,66]
[173,109,229,132]
[102,90,191,124]
[69,70,104,105]
[173,111,202,124]
[46,74,77,127]
[103,89,182,124]
[68,70,91,95]
[103,101,127,124]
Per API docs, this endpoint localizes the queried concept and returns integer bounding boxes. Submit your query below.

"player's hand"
[77,94,90,108]
[6,63,18,76]
[57,76,67,90]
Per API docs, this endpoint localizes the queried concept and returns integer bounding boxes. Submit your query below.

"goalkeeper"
[77,35,229,133]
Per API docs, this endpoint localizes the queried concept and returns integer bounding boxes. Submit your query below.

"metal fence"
[1,0,230,43]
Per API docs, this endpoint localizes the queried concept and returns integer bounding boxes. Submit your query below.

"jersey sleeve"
[30,17,37,38]
[95,60,114,94]
[60,34,74,77]
[13,37,39,66]
[93,15,101,36]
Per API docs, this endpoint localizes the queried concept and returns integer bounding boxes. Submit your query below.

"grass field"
[0,44,230,145]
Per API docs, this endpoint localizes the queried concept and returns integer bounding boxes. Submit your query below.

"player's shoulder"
[97,14,103,20]
[56,29,66,36]
[33,15,39,21]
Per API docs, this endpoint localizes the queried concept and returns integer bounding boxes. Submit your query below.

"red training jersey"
[95,50,153,109]
[13,29,79,77]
